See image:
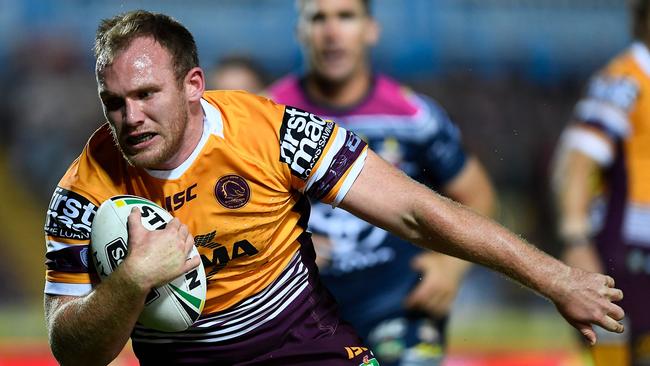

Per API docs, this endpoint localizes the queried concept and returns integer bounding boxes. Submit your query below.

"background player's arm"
[45,210,199,365]
[405,156,496,316]
[340,150,624,344]
[552,128,609,273]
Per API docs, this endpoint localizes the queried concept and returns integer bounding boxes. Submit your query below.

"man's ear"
[185,67,205,102]
[365,17,380,47]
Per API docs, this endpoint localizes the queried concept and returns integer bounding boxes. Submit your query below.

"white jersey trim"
[145,99,224,180]
[631,41,650,78]
[574,99,630,138]
[333,149,368,207]
[623,203,650,246]
[560,127,614,166]
[45,282,92,296]
[303,126,347,193]
[46,239,83,252]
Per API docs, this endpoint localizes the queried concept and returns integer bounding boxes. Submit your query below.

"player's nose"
[123,98,145,126]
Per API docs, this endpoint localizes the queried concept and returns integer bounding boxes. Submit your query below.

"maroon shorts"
[133,240,378,365]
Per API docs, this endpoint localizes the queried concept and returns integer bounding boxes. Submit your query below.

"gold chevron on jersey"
[130,250,308,343]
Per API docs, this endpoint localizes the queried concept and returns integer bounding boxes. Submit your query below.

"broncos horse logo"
[214,175,251,209]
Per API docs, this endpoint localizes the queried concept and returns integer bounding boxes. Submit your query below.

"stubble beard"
[111,99,190,170]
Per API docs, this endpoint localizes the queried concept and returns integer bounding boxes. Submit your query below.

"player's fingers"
[404,285,426,309]
[183,255,201,271]
[604,275,615,288]
[126,207,143,235]
[577,323,597,346]
[184,233,195,256]
[427,294,452,317]
[410,255,425,271]
[607,303,625,322]
[178,222,189,239]
[598,314,625,334]
[166,217,181,232]
[606,287,623,302]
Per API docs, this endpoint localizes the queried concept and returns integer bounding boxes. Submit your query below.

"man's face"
[298,0,378,83]
[97,37,190,170]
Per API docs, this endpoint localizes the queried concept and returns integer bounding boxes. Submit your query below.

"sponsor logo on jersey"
[279,106,334,180]
[344,346,369,359]
[587,76,639,112]
[165,183,197,212]
[195,230,260,277]
[45,187,97,240]
[214,175,250,209]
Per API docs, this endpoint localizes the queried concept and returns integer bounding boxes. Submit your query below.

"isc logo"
[106,238,128,271]
[165,183,197,212]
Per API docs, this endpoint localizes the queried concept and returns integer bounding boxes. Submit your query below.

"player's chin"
[123,149,165,169]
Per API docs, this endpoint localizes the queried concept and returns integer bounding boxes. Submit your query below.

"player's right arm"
[340,150,624,344]
[45,209,198,365]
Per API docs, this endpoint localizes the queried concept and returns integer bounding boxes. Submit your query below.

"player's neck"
[305,68,372,108]
[155,103,205,171]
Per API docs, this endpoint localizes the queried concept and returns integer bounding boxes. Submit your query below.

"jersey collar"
[144,99,223,180]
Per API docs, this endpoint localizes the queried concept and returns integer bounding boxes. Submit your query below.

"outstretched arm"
[45,209,199,365]
[340,150,624,344]
[404,156,496,316]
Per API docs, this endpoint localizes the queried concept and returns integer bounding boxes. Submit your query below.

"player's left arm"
[339,150,623,344]
[404,156,496,316]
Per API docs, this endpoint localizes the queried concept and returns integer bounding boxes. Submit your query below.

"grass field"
[0,300,592,366]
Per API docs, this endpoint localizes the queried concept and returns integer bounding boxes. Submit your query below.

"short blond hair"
[94,10,199,85]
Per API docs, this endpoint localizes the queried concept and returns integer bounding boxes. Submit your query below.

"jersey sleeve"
[573,72,639,140]
[44,127,120,297]
[44,183,100,296]
[417,95,467,187]
[277,105,368,206]
[565,54,641,166]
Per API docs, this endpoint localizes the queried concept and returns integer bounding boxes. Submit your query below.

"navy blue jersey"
[270,74,467,358]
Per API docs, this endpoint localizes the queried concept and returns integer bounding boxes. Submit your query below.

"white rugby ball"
[90,195,206,332]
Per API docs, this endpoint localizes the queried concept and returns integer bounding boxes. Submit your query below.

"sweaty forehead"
[115,37,164,71]
[98,37,172,92]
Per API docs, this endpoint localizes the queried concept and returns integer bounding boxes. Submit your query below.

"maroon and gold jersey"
[44,90,368,345]
[564,42,650,347]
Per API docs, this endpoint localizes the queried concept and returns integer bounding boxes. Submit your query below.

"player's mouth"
[125,132,157,150]
[321,49,346,65]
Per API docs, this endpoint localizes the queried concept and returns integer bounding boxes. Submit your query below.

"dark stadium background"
[0,1,629,365]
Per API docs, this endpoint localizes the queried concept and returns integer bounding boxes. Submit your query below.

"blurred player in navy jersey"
[552,1,650,365]
[269,0,495,364]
